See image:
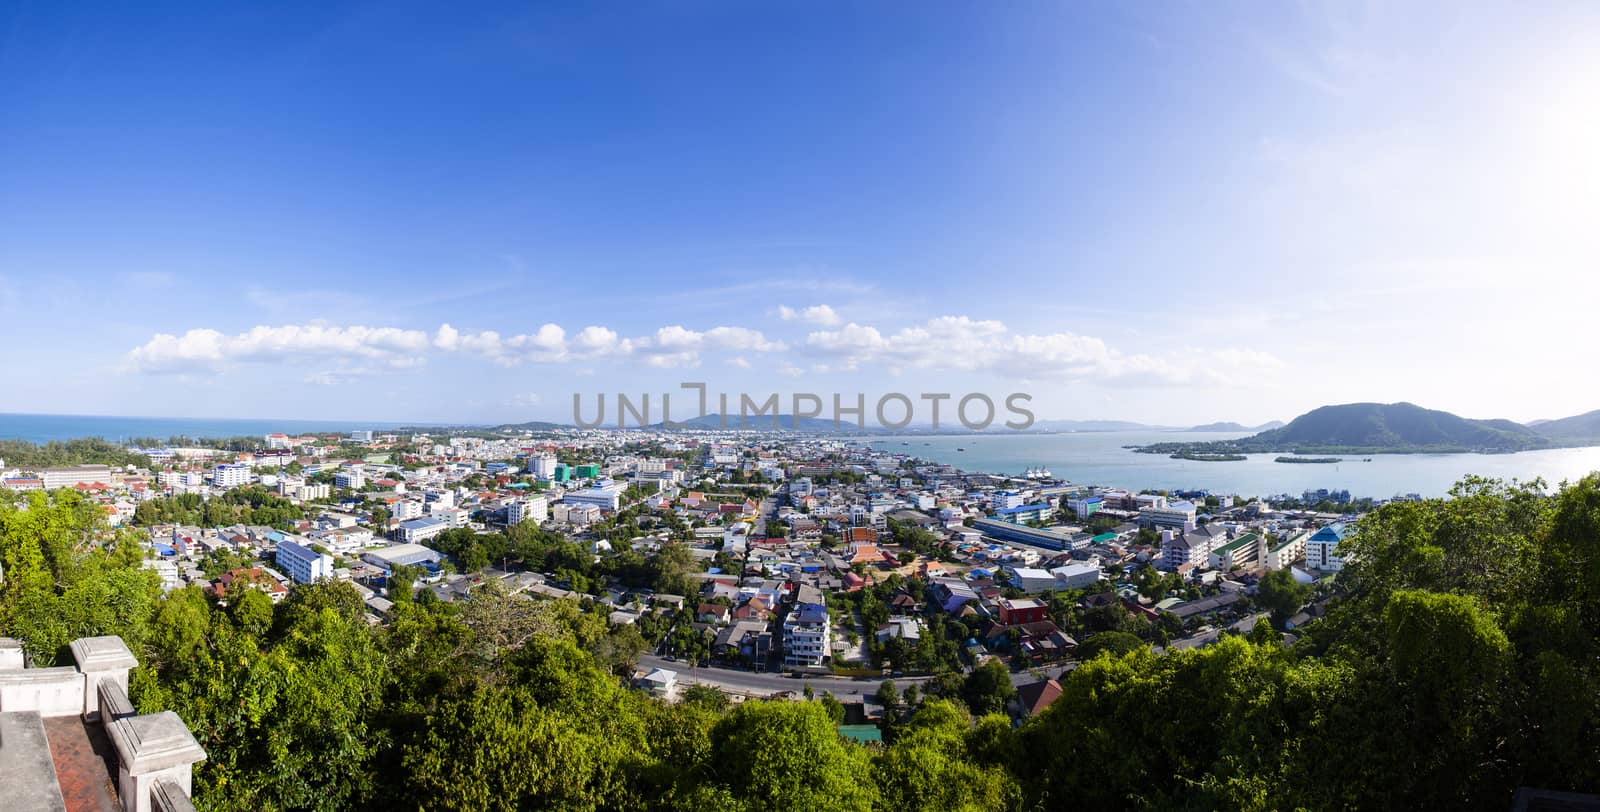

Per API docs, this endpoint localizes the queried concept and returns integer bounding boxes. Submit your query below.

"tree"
[1257,568,1312,629]
[1078,631,1146,661]
[960,659,1015,717]
[704,701,877,811]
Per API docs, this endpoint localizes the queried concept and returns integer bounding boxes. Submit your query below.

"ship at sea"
[1023,465,1053,479]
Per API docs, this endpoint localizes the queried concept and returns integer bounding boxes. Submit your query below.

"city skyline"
[3,2,1598,425]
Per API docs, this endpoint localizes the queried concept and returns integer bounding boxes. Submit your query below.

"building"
[507,495,549,526]
[783,584,832,668]
[275,538,334,584]
[529,454,559,479]
[997,597,1049,625]
[991,491,1025,510]
[564,483,626,512]
[335,469,366,490]
[971,517,1075,551]
[37,465,113,490]
[1160,525,1227,571]
[1304,523,1351,571]
[362,542,444,572]
[1066,496,1102,518]
[575,464,600,479]
[349,430,374,442]
[395,516,450,544]
[265,433,292,449]
[1139,500,1197,530]
[1051,561,1103,591]
[1265,530,1309,570]
[1208,532,1261,570]
[212,463,251,489]
[994,503,1055,525]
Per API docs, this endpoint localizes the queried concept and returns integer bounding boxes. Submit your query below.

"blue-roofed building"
[994,503,1056,525]
[971,517,1076,551]
[1305,522,1351,572]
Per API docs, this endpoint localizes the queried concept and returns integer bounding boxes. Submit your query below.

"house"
[875,617,924,643]
[1013,678,1064,718]
[697,603,732,625]
[210,568,289,603]
[997,597,1049,626]
[637,668,678,698]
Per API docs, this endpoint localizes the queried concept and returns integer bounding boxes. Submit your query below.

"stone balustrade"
[0,635,206,812]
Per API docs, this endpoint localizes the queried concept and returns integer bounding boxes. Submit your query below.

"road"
[637,653,932,699]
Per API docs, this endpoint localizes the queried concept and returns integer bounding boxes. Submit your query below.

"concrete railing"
[0,636,206,812]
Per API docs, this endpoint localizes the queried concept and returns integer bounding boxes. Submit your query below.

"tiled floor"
[42,716,120,812]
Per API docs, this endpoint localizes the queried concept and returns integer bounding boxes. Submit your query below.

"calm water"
[0,413,414,443]
[880,431,1600,499]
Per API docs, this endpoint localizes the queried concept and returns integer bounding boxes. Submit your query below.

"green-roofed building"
[1209,532,1261,570]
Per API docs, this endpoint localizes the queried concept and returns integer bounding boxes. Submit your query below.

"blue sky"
[2,2,1598,426]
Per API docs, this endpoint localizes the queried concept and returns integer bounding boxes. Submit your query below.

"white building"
[264,433,292,449]
[335,469,366,490]
[1050,561,1103,591]
[392,500,423,521]
[396,517,450,544]
[1140,500,1197,530]
[1304,523,1351,572]
[564,483,625,512]
[529,454,559,479]
[1265,530,1309,570]
[507,496,549,526]
[38,465,113,489]
[275,538,334,584]
[783,585,832,668]
[212,464,251,489]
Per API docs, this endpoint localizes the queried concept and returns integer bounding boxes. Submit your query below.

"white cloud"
[725,356,752,368]
[126,324,431,373]
[804,315,1283,387]
[775,304,843,325]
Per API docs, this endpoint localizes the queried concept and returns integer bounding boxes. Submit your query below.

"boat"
[1023,465,1053,479]
[956,447,966,452]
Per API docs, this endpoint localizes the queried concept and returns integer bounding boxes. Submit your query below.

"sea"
[0,413,416,444]
[874,431,1600,500]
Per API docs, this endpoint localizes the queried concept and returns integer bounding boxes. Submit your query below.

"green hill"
[1527,408,1600,442]
[1144,402,1556,454]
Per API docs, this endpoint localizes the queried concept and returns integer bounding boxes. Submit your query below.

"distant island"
[1138,402,1600,456]
[1275,456,1343,464]
[1169,451,1247,462]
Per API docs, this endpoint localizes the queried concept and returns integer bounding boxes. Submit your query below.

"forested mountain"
[1527,408,1600,443]
[4,479,1600,809]
[1147,402,1555,454]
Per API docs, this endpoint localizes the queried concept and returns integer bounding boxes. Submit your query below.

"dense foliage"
[0,437,152,468]
[3,475,1599,810]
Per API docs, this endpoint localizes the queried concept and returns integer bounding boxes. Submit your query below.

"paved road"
[638,653,932,699]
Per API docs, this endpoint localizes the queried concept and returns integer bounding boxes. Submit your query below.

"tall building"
[527,454,558,479]
[1304,523,1351,571]
[349,430,374,443]
[275,538,334,584]
[507,495,549,526]
[212,464,251,489]
[783,584,832,668]
[335,469,366,489]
